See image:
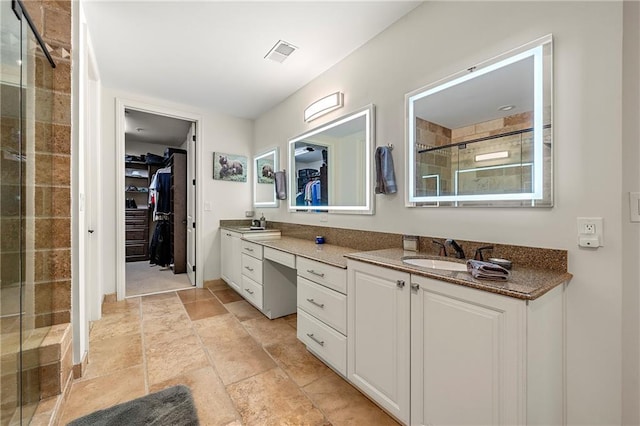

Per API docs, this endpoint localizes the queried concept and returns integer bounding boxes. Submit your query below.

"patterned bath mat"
[67,385,199,426]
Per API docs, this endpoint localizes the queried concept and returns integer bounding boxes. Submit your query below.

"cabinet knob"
[411,283,420,292]
[396,280,405,288]
[244,288,254,295]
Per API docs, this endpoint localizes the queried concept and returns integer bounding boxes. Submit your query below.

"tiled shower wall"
[23,0,72,328]
[415,113,536,197]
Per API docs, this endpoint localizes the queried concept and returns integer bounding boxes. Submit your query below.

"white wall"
[254,2,627,424]
[622,1,640,424]
[99,87,253,293]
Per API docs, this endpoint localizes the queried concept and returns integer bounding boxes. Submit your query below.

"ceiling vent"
[265,40,297,63]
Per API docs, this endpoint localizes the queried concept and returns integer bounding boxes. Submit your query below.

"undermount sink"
[401,257,468,272]
[236,226,265,231]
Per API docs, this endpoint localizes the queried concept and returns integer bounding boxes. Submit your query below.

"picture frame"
[213,152,247,182]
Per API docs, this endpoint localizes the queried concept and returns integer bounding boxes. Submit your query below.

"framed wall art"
[213,152,247,182]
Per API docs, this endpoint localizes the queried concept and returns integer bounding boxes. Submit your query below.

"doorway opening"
[116,101,201,299]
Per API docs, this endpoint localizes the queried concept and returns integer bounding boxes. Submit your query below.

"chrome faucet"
[445,239,465,259]
[432,240,447,257]
[474,245,494,261]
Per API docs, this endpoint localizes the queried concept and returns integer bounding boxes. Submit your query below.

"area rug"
[67,385,199,426]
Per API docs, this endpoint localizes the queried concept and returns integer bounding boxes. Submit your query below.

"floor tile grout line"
[189,305,244,424]
[235,312,336,424]
[139,296,150,395]
[72,305,143,384]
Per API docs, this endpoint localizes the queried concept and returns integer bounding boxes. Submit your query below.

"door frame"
[115,98,202,300]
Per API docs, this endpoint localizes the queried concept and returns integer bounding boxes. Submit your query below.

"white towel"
[466,260,510,281]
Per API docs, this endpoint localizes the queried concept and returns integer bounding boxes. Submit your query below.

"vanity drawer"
[264,247,296,268]
[241,240,263,260]
[297,257,347,294]
[297,309,346,376]
[298,277,347,335]
[240,275,263,310]
[241,253,263,284]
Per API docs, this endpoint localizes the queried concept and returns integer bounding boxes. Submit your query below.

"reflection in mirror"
[407,35,552,207]
[288,105,374,214]
[253,147,278,208]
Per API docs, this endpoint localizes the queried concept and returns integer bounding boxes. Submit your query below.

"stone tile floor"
[58,282,399,425]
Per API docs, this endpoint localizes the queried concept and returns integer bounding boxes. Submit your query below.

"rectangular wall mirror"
[288,104,375,214]
[253,147,278,208]
[406,35,553,207]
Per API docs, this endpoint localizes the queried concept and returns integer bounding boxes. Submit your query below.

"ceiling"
[82,1,421,120]
[125,109,192,146]
[413,55,535,130]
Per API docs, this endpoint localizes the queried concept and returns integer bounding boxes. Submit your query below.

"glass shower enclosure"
[1,1,56,424]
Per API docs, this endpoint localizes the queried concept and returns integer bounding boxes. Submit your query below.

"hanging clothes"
[149,219,171,267]
[303,180,321,206]
[149,166,171,221]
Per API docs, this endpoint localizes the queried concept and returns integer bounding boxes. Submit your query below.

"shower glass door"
[1,2,28,423]
[1,1,56,424]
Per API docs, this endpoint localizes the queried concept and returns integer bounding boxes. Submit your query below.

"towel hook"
[387,143,394,151]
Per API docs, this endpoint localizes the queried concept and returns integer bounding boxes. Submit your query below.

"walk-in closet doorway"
[115,99,202,299]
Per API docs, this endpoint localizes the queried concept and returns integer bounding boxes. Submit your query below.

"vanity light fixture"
[304,92,344,122]
[475,151,509,162]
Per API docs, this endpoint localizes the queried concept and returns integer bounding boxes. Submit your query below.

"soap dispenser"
[259,213,266,229]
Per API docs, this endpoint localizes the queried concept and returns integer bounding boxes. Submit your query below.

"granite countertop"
[345,248,572,300]
[221,225,281,234]
[236,232,571,300]
[244,236,358,269]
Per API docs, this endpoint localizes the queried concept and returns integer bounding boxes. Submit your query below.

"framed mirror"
[288,105,375,214]
[406,35,553,207]
[253,147,278,208]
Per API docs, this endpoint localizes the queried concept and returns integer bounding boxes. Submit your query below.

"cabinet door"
[347,260,410,424]
[411,275,526,426]
[221,231,241,292]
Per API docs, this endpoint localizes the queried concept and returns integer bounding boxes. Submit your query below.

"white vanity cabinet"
[347,260,411,425]
[220,228,280,298]
[347,259,564,426]
[411,274,564,426]
[240,240,264,309]
[221,230,241,292]
[297,257,348,376]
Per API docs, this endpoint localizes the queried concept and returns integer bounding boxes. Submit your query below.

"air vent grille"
[265,40,297,63]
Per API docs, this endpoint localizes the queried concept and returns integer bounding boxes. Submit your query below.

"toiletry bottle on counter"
[259,213,266,229]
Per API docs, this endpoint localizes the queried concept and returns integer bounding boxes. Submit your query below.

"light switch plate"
[630,192,640,222]
[577,217,603,247]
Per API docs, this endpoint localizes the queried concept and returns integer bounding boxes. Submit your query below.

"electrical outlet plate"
[577,217,603,247]
[630,192,640,222]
